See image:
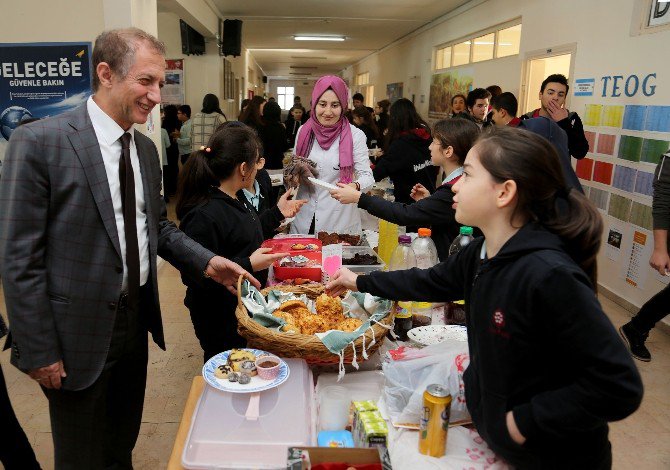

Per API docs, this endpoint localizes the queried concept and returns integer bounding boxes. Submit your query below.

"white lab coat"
[290,124,374,234]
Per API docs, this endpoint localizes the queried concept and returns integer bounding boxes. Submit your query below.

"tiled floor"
[1,265,669,469]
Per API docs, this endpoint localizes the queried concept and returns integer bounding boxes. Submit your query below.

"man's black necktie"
[119,132,140,308]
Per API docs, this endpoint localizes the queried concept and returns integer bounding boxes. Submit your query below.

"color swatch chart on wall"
[577,104,669,231]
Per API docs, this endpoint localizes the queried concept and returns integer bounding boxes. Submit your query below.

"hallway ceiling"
[209,0,472,79]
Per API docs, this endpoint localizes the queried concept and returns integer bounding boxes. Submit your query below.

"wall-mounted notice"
[428,68,473,118]
[574,78,595,96]
[584,104,603,126]
[161,59,184,105]
[0,42,92,166]
[597,134,616,155]
[622,228,654,289]
[606,226,623,261]
[645,106,670,132]
[622,105,647,131]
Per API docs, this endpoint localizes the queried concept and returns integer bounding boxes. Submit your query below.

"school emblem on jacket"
[490,309,510,338]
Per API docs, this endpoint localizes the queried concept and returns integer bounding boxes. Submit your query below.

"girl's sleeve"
[356,246,469,302]
[352,127,374,191]
[358,187,454,227]
[512,267,643,441]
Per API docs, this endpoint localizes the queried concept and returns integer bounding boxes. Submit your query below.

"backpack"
[519,116,584,193]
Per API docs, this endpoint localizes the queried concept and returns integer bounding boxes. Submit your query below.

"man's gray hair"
[91,28,165,92]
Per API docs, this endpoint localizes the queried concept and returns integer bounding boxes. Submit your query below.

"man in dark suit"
[0,28,259,469]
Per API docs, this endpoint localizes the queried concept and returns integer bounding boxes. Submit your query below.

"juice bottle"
[378,219,399,266]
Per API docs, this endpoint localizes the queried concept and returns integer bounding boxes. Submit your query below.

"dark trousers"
[0,363,41,469]
[43,286,151,470]
[630,283,670,334]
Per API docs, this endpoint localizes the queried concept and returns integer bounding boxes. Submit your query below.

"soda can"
[418,384,452,457]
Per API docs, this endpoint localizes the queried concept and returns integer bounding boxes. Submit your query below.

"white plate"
[407,325,468,346]
[202,348,290,393]
[308,177,339,191]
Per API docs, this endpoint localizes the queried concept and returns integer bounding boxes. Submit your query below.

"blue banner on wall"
[0,42,92,165]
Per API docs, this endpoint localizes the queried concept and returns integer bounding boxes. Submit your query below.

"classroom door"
[521,48,574,115]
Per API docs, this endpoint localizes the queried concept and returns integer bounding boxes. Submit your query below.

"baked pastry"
[337,317,363,332]
[228,349,256,372]
[291,243,306,250]
[316,293,344,318]
[240,360,257,377]
[278,299,309,312]
[281,323,301,334]
[238,373,251,385]
[214,364,233,380]
[298,314,329,335]
[273,311,297,326]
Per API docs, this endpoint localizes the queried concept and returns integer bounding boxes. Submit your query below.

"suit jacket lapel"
[67,106,122,259]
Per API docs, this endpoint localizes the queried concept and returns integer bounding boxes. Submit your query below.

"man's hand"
[649,249,670,276]
[546,100,569,122]
[276,190,307,218]
[250,248,289,272]
[329,183,362,205]
[29,360,66,390]
[410,183,430,201]
[205,256,261,294]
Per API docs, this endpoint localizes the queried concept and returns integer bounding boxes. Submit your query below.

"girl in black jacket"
[327,127,643,469]
[373,99,438,208]
[330,118,479,260]
[259,101,289,170]
[351,106,380,149]
[175,126,305,362]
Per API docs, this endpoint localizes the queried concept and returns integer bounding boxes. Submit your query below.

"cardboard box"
[287,447,392,470]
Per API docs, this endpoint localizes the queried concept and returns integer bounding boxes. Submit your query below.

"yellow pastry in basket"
[272,310,297,326]
[337,317,363,332]
[315,293,343,318]
[227,349,256,372]
[278,299,309,313]
[298,314,329,335]
[281,323,301,334]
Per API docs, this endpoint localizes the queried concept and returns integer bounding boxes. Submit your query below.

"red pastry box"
[273,251,323,282]
[261,237,322,255]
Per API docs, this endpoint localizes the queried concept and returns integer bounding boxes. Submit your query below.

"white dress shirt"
[87,97,150,291]
[290,124,374,234]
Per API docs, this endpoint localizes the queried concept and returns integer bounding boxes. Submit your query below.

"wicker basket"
[235,276,394,365]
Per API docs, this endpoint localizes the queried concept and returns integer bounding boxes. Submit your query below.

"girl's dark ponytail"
[175,147,217,220]
[476,127,603,289]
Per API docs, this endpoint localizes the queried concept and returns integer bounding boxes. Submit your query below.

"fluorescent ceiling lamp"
[294,35,345,41]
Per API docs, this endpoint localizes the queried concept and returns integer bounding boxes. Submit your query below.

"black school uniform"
[179,188,283,362]
[357,223,643,469]
[358,178,461,261]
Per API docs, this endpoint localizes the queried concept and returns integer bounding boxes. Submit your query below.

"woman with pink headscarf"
[289,75,374,234]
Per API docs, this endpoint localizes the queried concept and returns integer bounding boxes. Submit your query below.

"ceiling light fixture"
[294,35,345,42]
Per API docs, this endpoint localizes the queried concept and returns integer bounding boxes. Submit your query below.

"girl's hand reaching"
[250,248,289,271]
[410,183,430,201]
[329,183,362,205]
[276,189,307,218]
[325,267,359,297]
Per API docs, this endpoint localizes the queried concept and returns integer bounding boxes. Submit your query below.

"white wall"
[343,0,670,322]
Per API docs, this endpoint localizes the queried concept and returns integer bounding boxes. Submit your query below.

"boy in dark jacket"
[521,74,589,159]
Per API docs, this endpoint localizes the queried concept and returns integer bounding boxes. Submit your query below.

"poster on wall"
[606,226,624,261]
[619,227,654,289]
[161,59,184,105]
[386,82,403,104]
[0,42,92,167]
[428,68,473,119]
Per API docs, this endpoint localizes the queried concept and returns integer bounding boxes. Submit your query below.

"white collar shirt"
[87,96,150,291]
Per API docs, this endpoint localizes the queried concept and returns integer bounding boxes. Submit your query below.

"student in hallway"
[521,73,589,159]
[173,104,192,167]
[327,127,643,469]
[620,149,670,361]
[461,88,492,129]
[449,93,467,118]
[490,92,521,127]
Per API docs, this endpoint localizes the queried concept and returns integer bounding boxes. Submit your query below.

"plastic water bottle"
[411,228,439,327]
[446,226,474,326]
[389,235,416,341]
[448,226,475,257]
[411,228,438,269]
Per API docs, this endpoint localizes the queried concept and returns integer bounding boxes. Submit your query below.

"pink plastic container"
[182,358,314,469]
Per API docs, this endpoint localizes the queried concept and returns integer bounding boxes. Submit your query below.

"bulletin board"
[572,72,669,298]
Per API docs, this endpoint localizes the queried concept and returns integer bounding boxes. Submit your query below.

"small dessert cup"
[254,355,282,380]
